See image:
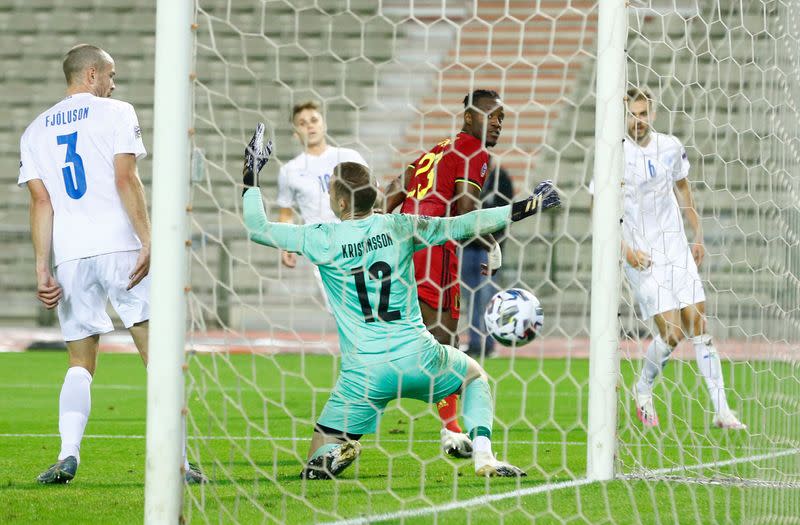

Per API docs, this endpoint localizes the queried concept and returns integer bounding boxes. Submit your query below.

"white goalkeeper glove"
[481,241,502,276]
[488,241,502,273]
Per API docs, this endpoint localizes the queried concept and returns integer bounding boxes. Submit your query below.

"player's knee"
[68,359,96,376]
[663,329,683,349]
[685,314,706,337]
[463,355,487,384]
[67,354,97,376]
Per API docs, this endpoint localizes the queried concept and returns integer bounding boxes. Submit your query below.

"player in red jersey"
[384,90,505,458]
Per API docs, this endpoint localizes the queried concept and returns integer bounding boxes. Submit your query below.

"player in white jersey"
[19,44,207,484]
[590,87,745,430]
[275,101,368,305]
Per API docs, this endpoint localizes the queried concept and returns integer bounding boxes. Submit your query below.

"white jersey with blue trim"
[621,132,691,264]
[18,92,147,266]
[276,146,367,225]
[590,131,691,265]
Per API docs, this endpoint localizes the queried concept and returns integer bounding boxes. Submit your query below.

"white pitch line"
[0,433,587,446]
[646,448,799,477]
[643,476,800,490]
[0,434,786,453]
[0,383,580,397]
[3,433,794,523]
[322,448,800,525]
[325,478,599,525]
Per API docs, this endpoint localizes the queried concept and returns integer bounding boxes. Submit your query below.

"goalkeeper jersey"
[243,188,509,372]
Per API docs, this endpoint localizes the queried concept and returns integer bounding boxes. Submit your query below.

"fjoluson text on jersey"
[45,107,90,127]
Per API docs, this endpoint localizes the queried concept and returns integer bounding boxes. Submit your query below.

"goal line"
[323,448,800,525]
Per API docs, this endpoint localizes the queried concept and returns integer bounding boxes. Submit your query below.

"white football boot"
[473,451,526,478]
[713,411,747,430]
[635,388,660,427]
[440,428,473,458]
[300,441,362,479]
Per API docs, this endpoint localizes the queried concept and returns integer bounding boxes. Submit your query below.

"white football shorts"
[55,250,150,341]
[625,246,706,320]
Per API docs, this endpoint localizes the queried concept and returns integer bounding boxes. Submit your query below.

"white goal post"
[141,0,800,523]
[587,0,626,481]
[144,1,193,523]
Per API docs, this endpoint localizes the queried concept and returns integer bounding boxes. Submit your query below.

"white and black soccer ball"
[484,288,544,347]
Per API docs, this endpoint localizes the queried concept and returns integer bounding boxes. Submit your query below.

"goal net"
[616,0,799,493]
[181,0,800,522]
[613,0,800,514]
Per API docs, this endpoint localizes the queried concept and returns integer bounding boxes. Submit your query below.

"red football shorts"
[413,242,460,319]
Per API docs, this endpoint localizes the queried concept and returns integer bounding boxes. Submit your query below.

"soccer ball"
[484,288,544,346]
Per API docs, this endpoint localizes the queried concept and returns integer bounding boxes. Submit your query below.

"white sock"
[692,334,730,414]
[58,366,92,463]
[636,336,674,396]
[473,435,491,455]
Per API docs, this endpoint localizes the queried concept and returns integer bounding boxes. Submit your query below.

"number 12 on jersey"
[351,261,401,322]
[56,132,87,199]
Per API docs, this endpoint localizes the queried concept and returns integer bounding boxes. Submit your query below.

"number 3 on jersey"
[407,151,443,200]
[56,132,87,199]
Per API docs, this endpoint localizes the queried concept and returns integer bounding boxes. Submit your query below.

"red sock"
[437,393,462,433]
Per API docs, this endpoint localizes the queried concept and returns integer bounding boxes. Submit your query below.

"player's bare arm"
[674,177,704,267]
[27,179,62,309]
[415,180,561,243]
[383,164,414,212]
[114,153,151,289]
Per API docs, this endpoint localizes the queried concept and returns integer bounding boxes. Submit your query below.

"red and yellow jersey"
[400,132,489,218]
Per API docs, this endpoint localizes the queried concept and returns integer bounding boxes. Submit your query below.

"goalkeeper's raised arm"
[241,124,559,252]
[243,188,307,253]
[240,123,308,253]
[408,179,560,249]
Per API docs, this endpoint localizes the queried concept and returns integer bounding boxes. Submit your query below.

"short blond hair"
[63,44,111,85]
[626,86,655,108]
[291,100,321,123]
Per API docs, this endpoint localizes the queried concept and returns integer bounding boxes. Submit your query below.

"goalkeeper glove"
[511,180,560,222]
[242,122,273,196]
[486,241,502,274]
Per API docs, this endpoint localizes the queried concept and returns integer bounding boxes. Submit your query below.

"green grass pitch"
[0,351,796,524]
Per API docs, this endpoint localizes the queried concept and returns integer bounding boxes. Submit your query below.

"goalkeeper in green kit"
[241,124,560,479]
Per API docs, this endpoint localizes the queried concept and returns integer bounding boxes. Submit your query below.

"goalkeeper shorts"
[317,343,469,435]
[625,246,706,320]
[55,250,150,341]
